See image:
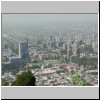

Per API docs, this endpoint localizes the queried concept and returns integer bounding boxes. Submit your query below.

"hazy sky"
[2,14,98,26]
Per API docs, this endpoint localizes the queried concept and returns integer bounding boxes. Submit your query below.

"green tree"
[2,79,9,86]
[71,56,79,65]
[12,71,36,86]
[84,45,94,53]
[71,72,90,86]
[80,57,87,67]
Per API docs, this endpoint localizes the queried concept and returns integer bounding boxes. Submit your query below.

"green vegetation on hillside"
[12,70,36,86]
[71,56,98,69]
[67,71,91,86]
[2,79,9,86]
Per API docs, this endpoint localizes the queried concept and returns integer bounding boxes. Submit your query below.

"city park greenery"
[67,71,91,86]
[71,56,98,69]
[2,62,27,75]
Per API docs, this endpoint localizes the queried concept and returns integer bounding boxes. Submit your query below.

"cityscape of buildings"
[2,14,98,86]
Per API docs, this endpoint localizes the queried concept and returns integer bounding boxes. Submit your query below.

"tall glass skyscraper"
[19,41,29,60]
[9,41,29,65]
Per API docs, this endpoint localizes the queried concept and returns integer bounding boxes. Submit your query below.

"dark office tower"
[50,41,57,48]
[50,35,53,41]
[67,36,71,59]
[76,47,80,57]
[69,46,73,56]
[19,41,29,60]
[43,43,47,49]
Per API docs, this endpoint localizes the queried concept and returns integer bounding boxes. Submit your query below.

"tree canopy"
[2,79,9,86]
[12,70,36,86]
[71,56,98,68]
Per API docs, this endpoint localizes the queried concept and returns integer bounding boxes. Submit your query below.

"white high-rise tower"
[67,36,70,59]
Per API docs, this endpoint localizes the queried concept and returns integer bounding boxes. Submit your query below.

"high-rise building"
[19,41,29,60]
[72,43,77,56]
[67,37,70,59]
[4,40,29,65]
[76,47,80,57]
[92,34,98,52]
[63,44,67,50]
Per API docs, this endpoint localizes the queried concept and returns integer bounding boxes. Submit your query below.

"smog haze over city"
[2,14,98,86]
